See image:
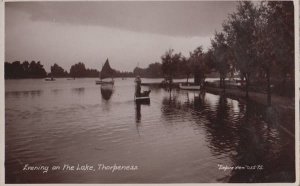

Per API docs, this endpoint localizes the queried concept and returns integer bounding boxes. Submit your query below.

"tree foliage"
[223,1,259,97]
[161,49,182,81]
[70,62,87,78]
[189,46,208,86]
[211,32,232,90]
[50,63,68,77]
[133,62,163,78]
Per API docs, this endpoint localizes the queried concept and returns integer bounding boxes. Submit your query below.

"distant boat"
[45,77,55,81]
[134,76,151,102]
[179,83,200,90]
[96,58,115,85]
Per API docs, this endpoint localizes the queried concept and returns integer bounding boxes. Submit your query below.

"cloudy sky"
[5,1,237,72]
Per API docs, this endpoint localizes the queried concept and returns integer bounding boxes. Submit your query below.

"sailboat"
[96,58,115,85]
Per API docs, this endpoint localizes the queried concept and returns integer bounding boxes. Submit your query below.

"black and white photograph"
[3,0,297,184]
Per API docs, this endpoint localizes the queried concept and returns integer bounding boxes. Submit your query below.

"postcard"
[1,0,298,185]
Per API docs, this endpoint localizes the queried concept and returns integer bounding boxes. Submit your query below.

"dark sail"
[100,59,114,80]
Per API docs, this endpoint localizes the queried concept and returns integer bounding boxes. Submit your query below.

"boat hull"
[179,84,200,90]
[96,80,114,85]
[45,78,55,81]
[135,96,150,104]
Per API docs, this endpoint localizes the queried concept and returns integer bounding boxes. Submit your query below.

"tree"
[211,32,232,91]
[11,61,23,78]
[5,60,47,79]
[147,62,163,78]
[161,49,181,82]
[133,63,163,78]
[86,68,100,77]
[5,62,12,79]
[203,49,215,71]
[70,62,87,78]
[179,56,192,83]
[189,46,207,86]
[50,63,68,77]
[223,1,259,97]
[262,1,294,98]
[22,61,30,78]
[28,61,47,78]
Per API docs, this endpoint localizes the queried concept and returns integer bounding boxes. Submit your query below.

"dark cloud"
[6,1,237,37]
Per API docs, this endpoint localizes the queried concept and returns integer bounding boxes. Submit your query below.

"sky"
[5,1,238,72]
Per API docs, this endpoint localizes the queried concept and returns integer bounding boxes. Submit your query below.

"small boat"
[179,83,200,90]
[96,58,115,85]
[135,90,151,102]
[45,77,55,81]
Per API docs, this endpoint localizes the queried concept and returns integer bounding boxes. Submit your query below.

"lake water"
[5,78,295,183]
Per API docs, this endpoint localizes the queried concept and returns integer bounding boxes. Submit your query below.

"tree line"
[5,60,167,79]
[5,61,47,79]
[4,61,136,79]
[159,1,294,104]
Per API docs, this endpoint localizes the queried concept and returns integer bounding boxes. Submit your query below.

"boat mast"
[99,64,103,80]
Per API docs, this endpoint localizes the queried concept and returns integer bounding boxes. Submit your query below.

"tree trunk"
[219,74,222,88]
[266,70,271,106]
[223,77,226,92]
[245,76,249,98]
[281,74,286,96]
[186,74,189,84]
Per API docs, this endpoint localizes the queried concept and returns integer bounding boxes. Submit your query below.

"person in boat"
[135,76,151,98]
[135,76,142,97]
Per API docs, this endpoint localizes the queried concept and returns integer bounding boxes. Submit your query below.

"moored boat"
[45,77,55,81]
[179,83,200,90]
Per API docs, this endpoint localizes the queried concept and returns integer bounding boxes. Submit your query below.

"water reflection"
[161,90,294,182]
[51,89,62,95]
[135,101,150,123]
[71,87,85,95]
[100,85,114,101]
[6,90,43,98]
[135,102,141,123]
[135,101,150,136]
[227,100,294,182]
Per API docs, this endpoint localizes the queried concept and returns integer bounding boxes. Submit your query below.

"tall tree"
[211,32,231,91]
[161,49,181,83]
[223,1,259,97]
[189,46,207,86]
[179,56,192,83]
[264,1,294,98]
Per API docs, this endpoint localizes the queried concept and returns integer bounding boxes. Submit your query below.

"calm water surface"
[5,78,295,183]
